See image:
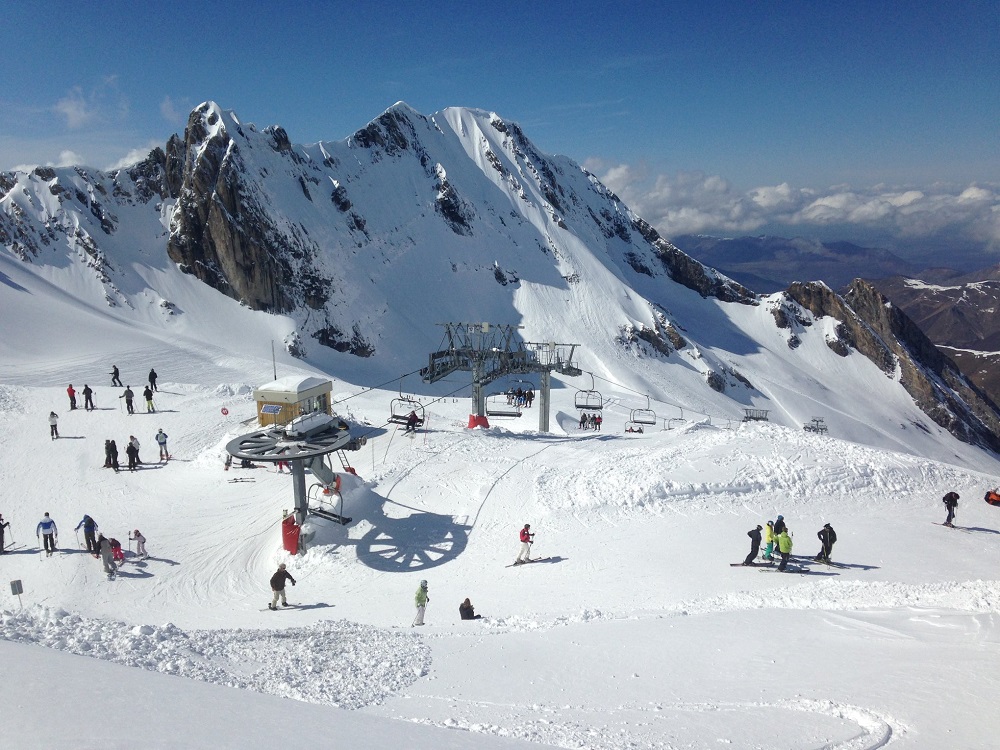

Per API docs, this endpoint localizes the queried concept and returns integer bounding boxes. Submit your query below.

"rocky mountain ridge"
[1,101,998,453]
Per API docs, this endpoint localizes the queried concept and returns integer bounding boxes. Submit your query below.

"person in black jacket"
[815,523,837,562]
[82,384,95,411]
[148,368,158,392]
[773,515,786,536]
[109,440,120,472]
[110,365,122,387]
[744,525,762,565]
[125,440,139,472]
[0,513,10,553]
[943,492,959,527]
[459,598,482,620]
[269,563,296,609]
[75,514,99,554]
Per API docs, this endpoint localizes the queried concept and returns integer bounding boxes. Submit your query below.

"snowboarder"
[405,410,420,433]
[762,520,775,561]
[156,429,169,461]
[0,513,10,552]
[120,386,135,415]
[109,439,120,472]
[67,384,77,410]
[815,523,837,562]
[36,512,58,555]
[148,368,158,392]
[130,529,147,559]
[268,563,296,609]
[75,514,99,554]
[514,523,534,564]
[48,411,59,439]
[459,597,482,620]
[97,534,117,576]
[943,492,959,527]
[776,528,793,571]
[744,525,762,565]
[110,365,123,387]
[82,384,94,411]
[413,579,429,625]
[125,438,140,471]
[143,386,155,413]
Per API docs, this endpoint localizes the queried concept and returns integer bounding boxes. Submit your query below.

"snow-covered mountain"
[1,101,998,457]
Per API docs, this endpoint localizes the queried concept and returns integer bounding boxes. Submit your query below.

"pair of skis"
[505,557,552,568]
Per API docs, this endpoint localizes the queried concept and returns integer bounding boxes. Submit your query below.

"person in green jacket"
[413,579,429,626]
[776,529,793,571]
[762,521,775,561]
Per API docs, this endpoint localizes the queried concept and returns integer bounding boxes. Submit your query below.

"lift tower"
[421,322,582,432]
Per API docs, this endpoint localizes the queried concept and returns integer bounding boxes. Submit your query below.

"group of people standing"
[505,388,534,408]
[578,412,602,430]
[743,515,836,571]
[66,384,96,411]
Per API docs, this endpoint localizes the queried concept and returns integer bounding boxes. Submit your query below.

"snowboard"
[262,604,300,611]
[506,557,552,568]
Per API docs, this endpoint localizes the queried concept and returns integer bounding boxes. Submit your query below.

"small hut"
[253,375,332,426]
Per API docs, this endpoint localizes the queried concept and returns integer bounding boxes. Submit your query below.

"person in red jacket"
[67,384,77,410]
[514,523,534,564]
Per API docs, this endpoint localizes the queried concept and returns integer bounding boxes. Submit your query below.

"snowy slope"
[3,102,1000,749]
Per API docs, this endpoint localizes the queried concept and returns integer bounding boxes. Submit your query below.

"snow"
[2,104,1000,748]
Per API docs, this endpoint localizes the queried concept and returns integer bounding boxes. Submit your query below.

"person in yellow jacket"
[776,529,793,571]
[762,521,775,561]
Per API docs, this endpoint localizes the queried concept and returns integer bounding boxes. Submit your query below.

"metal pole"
[290,460,308,528]
[539,370,551,433]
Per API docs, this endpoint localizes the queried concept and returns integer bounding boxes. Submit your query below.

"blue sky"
[1,0,997,264]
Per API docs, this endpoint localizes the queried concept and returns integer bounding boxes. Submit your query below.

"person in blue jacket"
[75,514,99,554]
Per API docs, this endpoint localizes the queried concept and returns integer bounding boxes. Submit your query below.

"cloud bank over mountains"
[592,160,1000,266]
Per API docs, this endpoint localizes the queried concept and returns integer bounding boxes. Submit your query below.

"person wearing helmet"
[514,523,534,564]
[155,429,169,461]
[772,515,786,536]
[413,580,429,625]
[268,563,296,610]
[130,529,147,559]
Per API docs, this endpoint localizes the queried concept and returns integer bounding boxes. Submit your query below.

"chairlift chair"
[389,395,425,427]
[624,421,645,434]
[630,395,657,426]
[486,393,522,418]
[575,373,603,411]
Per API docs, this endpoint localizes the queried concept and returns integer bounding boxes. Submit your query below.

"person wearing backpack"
[942,492,959,527]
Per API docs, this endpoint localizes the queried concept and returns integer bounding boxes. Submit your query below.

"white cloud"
[52,79,129,130]
[106,141,161,171]
[54,87,94,129]
[592,160,1000,253]
[160,95,190,127]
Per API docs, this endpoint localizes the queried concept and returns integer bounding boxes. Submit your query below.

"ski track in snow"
[399,696,903,750]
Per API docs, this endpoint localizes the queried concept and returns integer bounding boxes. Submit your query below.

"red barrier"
[281,514,300,554]
[467,414,490,429]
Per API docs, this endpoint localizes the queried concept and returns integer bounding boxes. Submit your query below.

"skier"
[595,414,602,431]
[762,520,775,561]
[48,411,59,439]
[143,385,155,413]
[75,514,99,554]
[942,492,959,527]
[579,413,587,430]
[526,389,534,408]
[776,527,793,571]
[815,523,837,562]
[514,523,534,564]
[97,533,117,577]
[82,384,95,411]
[110,365,123,387]
[125,438,140,471]
[413,579,429,625]
[744,524,762,565]
[459,597,482,620]
[36,512,58,556]
[120,386,135,415]
[109,439,120,472]
[773,515,787,536]
[129,529,147,559]
[0,513,10,553]
[268,563,296,609]
[405,410,420,433]
[148,368,158,392]
[156,429,169,461]
[67,384,77,410]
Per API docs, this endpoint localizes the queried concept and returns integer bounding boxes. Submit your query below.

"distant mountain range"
[2,102,999,454]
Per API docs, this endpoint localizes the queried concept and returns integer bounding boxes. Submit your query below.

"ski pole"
[75,530,81,548]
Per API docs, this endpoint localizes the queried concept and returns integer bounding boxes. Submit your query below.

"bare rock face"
[786,279,1000,451]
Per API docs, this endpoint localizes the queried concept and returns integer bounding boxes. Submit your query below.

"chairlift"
[575,373,603,411]
[630,395,657,426]
[388,382,425,427]
[624,421,645,434]
[486,392,522,418]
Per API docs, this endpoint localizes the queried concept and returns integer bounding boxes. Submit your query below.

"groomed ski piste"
[2,233,1000,748]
